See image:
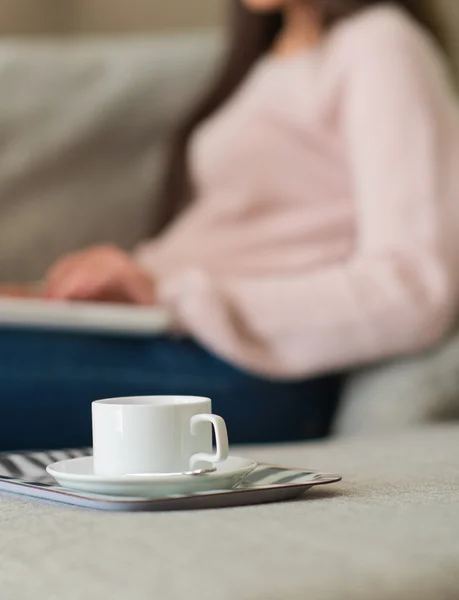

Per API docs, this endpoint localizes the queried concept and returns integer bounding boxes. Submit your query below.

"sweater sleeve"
[148,19,458,378]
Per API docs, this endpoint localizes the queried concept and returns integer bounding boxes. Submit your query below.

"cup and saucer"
[46,396,257,498]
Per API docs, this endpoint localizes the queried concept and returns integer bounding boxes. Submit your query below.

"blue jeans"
[0,329,343,452]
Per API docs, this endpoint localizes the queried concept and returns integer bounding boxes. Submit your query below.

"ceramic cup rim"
[92,395,212,409]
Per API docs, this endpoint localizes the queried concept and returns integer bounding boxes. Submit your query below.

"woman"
[2,0,459,451]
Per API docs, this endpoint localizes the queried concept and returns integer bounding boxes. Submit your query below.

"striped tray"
[0,449,341,512]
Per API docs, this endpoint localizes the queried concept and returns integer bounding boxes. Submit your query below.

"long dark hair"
[155,0,442,232]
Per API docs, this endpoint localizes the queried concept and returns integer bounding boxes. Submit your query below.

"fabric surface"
[0,425,458,600]
[136,6,459,378]
[0,329,341,452]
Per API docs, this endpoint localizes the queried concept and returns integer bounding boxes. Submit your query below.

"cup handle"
[190,414,229,469]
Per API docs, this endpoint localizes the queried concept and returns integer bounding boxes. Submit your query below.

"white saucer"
[46,456,258,498]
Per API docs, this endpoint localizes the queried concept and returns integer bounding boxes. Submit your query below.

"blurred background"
[0,0,228,284]
[0,0,459,439]
[0,0,224,35]
[0,1,458,63]
[0,0,459,286]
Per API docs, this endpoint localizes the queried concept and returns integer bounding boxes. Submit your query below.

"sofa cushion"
[336,328,459,436]
[0,425,458,600]
[0,33,220,282]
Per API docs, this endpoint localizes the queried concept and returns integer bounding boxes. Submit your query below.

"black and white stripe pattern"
[0,448,91,483]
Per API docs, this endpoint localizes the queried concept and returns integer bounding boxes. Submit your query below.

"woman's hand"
[44,245,155,305]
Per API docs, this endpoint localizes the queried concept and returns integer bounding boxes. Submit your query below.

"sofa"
[1,5,459,599]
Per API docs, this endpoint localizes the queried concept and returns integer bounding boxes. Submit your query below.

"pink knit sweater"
[136,6,459,378]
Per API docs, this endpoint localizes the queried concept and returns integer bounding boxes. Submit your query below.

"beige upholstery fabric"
[0,425,458,600]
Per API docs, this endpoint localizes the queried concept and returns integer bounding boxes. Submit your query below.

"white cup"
[92,396,229,477]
